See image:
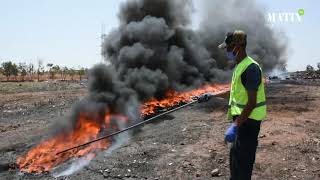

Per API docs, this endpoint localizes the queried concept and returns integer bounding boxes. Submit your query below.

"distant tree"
[52,65,61,80]
[37,60,44,81]
[2,61,13,81]
[0,66,3,82]
[317,63,320,71]
[27,63,35,81]
[47,63,58,80]
[78,67,86,81]
[51,65,60,80]
[0,66,3,76]
[18,63,27,81]
[21,68,27,81]
[47,63,53,67]
[60,66,68,81]
[46,63,53,71]
[68,68,76,80]
[11,63,19,81]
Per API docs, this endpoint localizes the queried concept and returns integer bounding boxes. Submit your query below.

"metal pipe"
[56,91,227,155]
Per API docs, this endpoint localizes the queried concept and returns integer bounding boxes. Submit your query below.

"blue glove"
[197,93,213,103]
[225,123,237,143]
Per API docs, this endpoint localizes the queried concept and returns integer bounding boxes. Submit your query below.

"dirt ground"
[0,81,320,180]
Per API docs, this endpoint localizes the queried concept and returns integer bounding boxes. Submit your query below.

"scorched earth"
[0,80,320,179]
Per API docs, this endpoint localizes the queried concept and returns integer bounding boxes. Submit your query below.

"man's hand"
[197,93,213,103]
[225,123,237,143]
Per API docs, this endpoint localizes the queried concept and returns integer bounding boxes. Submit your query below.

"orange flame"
[16,84,229,173]
[17,113,113,173]
[142,84,229,115]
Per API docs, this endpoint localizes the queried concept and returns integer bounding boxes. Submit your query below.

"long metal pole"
[56,100,197,155]
[56,90,228,155]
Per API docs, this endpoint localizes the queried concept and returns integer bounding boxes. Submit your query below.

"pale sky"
[0,0,319,71]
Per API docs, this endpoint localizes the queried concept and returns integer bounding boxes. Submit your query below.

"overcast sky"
[0,0,319,71]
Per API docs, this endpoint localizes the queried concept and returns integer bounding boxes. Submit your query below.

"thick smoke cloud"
[26,1,289,173]
[67,0,288,129]
[199,0,287,72]
[102,0,235,102]
[118,0,193,27]
[54,64,140,134]
[87,64,140,123]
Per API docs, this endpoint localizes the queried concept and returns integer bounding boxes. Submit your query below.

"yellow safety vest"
[227,56,267,121]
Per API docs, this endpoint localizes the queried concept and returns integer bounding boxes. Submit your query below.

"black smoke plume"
[199,0,287,72]
[65,0,288,130]
[103,0,228,102]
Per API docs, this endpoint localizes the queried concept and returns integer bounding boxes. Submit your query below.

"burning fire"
[17,113,113,173]
[16,84,229,173]
[142,84,229,115]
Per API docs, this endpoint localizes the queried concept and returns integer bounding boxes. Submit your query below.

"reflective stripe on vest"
[227,56,267,121]
[228,101,266,109]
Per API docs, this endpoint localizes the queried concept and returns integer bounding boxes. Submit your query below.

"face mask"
[226,51,236,61]
[226,47,238,61]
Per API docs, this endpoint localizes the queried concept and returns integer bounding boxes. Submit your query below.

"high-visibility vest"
[227,56,267,121]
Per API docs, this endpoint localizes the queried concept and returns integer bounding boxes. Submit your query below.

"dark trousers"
[230,117,261,180]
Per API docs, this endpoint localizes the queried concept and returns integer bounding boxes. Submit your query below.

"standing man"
[219,30,267,180]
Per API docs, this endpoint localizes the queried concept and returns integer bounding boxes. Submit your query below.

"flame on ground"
[16,84,229,173]
[17,113,114,173]
[142,84,229,115]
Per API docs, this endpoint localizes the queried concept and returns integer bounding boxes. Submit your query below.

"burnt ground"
[1,81,320,180]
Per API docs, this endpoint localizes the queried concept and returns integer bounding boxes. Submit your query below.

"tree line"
[0,60,88,82]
